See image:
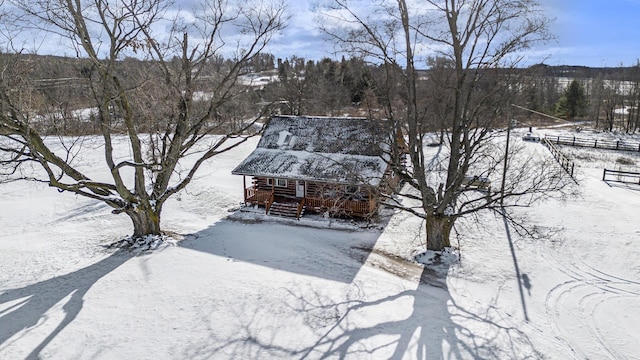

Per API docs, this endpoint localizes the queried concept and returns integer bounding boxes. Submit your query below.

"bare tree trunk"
[626,98,632,133]
[128,208,161,238]
[635,101,640,133]
[426,214,452,250]
[593,84,602,129]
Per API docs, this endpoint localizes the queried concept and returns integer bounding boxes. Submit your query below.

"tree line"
[7,50,640,138]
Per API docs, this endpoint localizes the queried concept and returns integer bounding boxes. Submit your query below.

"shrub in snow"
[414,247,460,265]
[616,157,636,166]
[106,234,176,252]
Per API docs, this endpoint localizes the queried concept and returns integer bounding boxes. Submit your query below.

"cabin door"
[295,180,305,198]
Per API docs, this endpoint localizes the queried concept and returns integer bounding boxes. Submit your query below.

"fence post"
[594,140,597,148]
[572,136,575,146]
[602,169,607,181]
[616,141,619,150]
[571,163,574,177]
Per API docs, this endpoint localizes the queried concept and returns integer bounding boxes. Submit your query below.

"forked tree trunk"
[426,213,453,251]
[127,207,161,239]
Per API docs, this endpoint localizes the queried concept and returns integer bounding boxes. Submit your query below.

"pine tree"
[556,79,588,118]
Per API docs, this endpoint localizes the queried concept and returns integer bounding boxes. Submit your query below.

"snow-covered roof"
[232,115,390,185]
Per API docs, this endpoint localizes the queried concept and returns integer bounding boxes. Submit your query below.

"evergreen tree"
[556,79,588,118]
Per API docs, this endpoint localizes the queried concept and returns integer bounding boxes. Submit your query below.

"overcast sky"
[264,0,640,68]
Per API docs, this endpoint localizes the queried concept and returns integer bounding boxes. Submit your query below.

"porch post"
[369,188,374,213]
[243,176,247,203]
[269,178,276,215]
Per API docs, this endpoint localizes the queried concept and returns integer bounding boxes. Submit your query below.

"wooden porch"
[303,196,377,218]
[243,185,377,218]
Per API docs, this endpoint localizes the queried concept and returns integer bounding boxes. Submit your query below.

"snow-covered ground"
[1,129,640,359]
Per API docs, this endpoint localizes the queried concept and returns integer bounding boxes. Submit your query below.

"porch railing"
[296,198,306,219]
[244,185,377,217]
[305,197,376,216]
[245,186,272,204]
[265,193,275,214]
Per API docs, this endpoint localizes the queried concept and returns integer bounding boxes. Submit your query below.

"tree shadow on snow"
[183,215,542,359]
[180,216,382,284]
[0,251,131,359]
[282,266,541,359]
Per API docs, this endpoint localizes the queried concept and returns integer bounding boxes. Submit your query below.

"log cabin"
[232,115,402,219]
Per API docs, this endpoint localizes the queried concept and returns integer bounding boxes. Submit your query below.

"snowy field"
[1,129,640,359]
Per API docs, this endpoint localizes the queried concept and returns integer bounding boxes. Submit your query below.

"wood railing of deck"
[245,186,378,217]
[245,187,272,204]
[265,193,275,214]
[296,198,305,219]
[305,197,376,217]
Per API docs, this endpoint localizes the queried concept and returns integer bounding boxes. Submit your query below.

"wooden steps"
[268,201,304,219]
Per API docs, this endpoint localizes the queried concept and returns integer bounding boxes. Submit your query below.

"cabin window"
[267,178,288,187]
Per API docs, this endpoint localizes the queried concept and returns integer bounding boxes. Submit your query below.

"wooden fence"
[602,169,640,185]
[542,138,576,179]
[544,135,640,153]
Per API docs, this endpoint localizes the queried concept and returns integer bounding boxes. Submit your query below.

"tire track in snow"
[542,250,640,359]
[571,260,640,359]
[534,142,640,358]
[583,292,639,360]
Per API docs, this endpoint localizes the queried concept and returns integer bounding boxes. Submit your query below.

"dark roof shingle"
[232,115,391,185]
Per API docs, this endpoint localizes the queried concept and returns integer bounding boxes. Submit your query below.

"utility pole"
[501,104,573,206]
[500,110,512,206]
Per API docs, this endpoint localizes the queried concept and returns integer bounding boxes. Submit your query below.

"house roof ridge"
[273,114,370,121]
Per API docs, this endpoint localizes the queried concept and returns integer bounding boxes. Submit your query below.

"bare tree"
[319,0,572,250]
[602,81,623,131]
[589,74,604,129]
[273,56,312,116]
[422,56,456,144]
[0,0,287,240]
[625,61,640,133]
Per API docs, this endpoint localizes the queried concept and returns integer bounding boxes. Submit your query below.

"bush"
[615,157,636,166]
